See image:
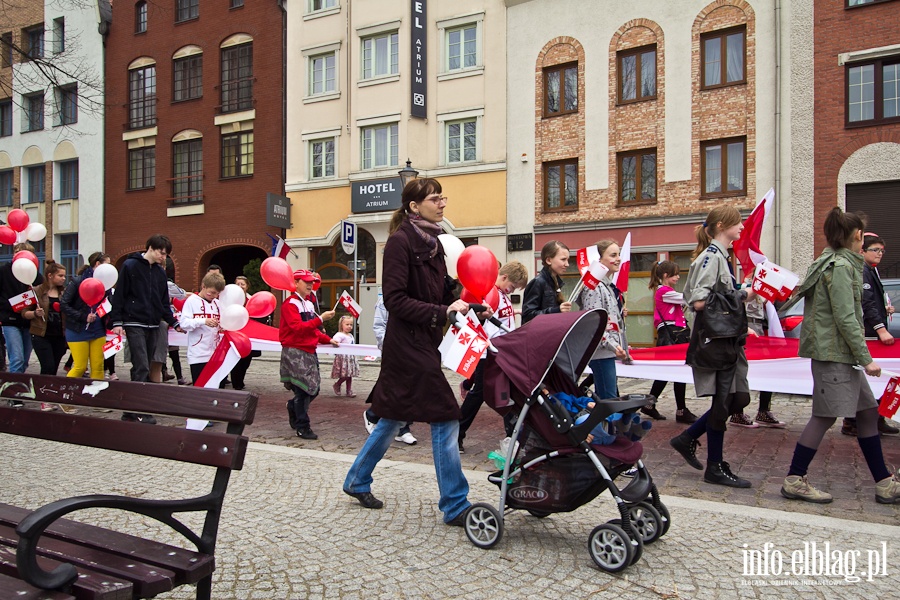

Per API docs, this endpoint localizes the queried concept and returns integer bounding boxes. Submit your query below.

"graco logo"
[510,486,548,503]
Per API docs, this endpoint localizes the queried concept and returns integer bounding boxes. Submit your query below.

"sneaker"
[395,432,417,445]
[781,475,833,504]
[458,443,465,454]
[40,403,56,412]
[841,419,858,437]
[343,489,383,509]
[135,414,156,424]
[106,373,119,381]
[363,410,376,435]
[675,408,698,424]
[333,382,342,396]
[729,413,760,428]
[296,427,318,440]
[878,417,899,435]
[875,467,900,504]
[7,400,23,408]
[445,510,469,527]
[640,404,667,420]
[163,372,175,382]
[755,410,786,428]
[346,390,357,398]
[704,461,751,488]
[177,378,188,386]
[670,433,703,470]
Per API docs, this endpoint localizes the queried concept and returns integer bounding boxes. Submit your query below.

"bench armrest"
[16,493,217,590]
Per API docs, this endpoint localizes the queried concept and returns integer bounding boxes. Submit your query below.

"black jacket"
[61,267,105,333]
[108,252,176,328]
[0,261,44,328]
[862,263,888,338]
[522,266,564,324]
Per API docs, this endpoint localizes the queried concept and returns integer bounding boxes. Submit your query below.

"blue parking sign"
[341,220,356,255]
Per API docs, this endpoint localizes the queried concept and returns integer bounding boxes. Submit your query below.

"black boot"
[878,416,899,435]
[704,461,751,488]
[286,400,297,430]
[670,433,703,470]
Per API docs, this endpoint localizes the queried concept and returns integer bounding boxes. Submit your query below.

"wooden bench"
[0,372,257,600]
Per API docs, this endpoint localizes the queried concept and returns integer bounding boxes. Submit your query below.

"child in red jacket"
[281,269,338,439]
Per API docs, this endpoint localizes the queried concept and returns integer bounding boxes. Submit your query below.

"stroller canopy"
[485,309,607,408]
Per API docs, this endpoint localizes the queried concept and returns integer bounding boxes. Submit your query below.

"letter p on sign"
[341,220,356,255]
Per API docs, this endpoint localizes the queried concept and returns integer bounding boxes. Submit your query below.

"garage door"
[846,180,900,277]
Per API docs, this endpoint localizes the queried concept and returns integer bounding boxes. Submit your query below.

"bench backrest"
[0,373,257,471]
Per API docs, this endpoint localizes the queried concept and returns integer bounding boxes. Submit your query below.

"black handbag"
[655,305,690,346]
[700,290,747,339]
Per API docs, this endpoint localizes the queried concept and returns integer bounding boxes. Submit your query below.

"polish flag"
[338,290,362,318]
[189,331,251,430]
[103,335,123,358]
[439,321,489,379]
[576,246,600,276]
[580,260,609,291]
[612,232,631,293]
[733,187,775,276]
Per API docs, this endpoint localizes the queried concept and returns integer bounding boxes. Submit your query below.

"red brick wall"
[813,0,900,252]
[104,2,284,289]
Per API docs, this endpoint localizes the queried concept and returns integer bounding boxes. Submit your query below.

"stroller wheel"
[588,523,634,572]
[626,502,663,545]
[527,509,551,519]
[464,503,503,549]
[655,501,671,537]
[605,519,644,565]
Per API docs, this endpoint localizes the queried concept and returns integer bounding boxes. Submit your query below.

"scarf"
[408,213,442,258]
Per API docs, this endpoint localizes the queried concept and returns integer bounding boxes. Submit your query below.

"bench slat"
[0,411,248,469]
[0,570,75,600]
[0,373,257,424]
[0,504,214,585]
[0,544,132,600]
[0,523,177,598]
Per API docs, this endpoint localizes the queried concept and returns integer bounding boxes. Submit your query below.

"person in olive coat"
[343,178,471,525]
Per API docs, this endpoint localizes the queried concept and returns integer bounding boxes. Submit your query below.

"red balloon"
[6,209,29,233]
[260,257,295,291]
[79,278,106,306]
[172,297,187,312]
[459,287,479,304]
[0,226,16,245]
[460,286,501,312]
[457,246,498,300]
[13,250,39,270]
[224,330,251,358]
[246,291,276,318]
[52,301,60,312]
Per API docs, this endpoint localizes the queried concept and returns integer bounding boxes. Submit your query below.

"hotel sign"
[351,177,404,213]
[410,0,427,118]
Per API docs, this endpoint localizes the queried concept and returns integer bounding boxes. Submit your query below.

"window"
[23,25,44,60]
[174,55,202,101]
[222,132,253,178]
[446,24,477,71]
[59,234,79,281]
[52,18,64,53]
[619,45,656,103]
[0,99,11,136]
[172,139,202,203]
[361,123,398,169]
[58,160,78,199]
[361,32,398,79]
[23,93,44,131]
[309,52,336,96]
[847,0,894,5]
[701,27,745,89]
[230,0,244,7]
[176,0,199,22]
[1,33,12,67]
[446,118,477,164]
[135,1,147,33]
[543,159,577,211]
[0,170,13,206]
[55,85,77,125]
[701,137,746,197]
[26,165,45,203]
[309,138,335,179]
[309,0,337,10]
[618,149,657,204]
[221,43,253,112]
[128,147,155,190]
[847,58,900,125]
[544,63,577,117]
[128,64,156,128]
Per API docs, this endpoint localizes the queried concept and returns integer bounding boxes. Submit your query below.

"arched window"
[312,228,376,309]
[135,1,147,34]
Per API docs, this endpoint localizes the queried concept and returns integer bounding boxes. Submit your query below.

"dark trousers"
[458,360,486,444]
[289,384,316,430]
[230,355,253,390]
[125,326,157,382]
[190,362,206,384]
[168,349,183,380]
[32,334,68,375]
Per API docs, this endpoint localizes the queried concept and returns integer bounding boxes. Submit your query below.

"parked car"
[777,278,900,339]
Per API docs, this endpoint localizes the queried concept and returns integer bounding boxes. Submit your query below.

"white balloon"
[93,263,118,290]
[24,222,47,242]
[11,258,36,286]
[219,304,249,331]
[438,233,466,279]
[15,230,26,244]
[218,284,246,308]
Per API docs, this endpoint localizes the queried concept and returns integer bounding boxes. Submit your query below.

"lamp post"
[398,159,419,188]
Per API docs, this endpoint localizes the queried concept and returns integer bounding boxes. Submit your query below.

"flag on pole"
[266,233,296,260]
[612,232,632,293]
[439,321,489,378]
[338,290,362,318]
[733,187,775,275]
[576,245,600,276]
[102,334,124,359]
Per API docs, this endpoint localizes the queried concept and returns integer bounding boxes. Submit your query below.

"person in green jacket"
[781,207,900,505]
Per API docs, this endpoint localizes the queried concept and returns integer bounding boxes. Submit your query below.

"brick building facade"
[104,1,285,290]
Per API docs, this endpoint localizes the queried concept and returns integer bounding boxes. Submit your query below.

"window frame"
[220,42,253,113]
[445,23,478,73]
[845,56,900,127]
[173,54,203,102]
[444,117,478,165]
[617,44,657,105]
[543,62,578,118]
[127,146,156,191]
[0,98,11,137]
[308,0,337,12]
[542,158,579,213]
[171,139,203,205]
[175,0,199,23]
[59,234,79,281]
[230,0,245,7]
[23,25,44,61]
[1,33,13,68]
[309,137,336,180]
[846,0,897,7]
[57,159,78,200]
[700,26,747,90]
[361,31,399,80]
[55,84,77,126]
[128,64,157,129]
[0,170,13,207]
[360,123,398,170]
[135,1,148,34]
[23,92,44,132]
[308,51,337,97]
[26,164,45,204]
[700,136,747,199]
[52,18,64,54]
[617,148,658,206]
[221,131,254,179]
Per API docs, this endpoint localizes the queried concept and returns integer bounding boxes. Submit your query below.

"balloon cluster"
[439,234,500,310]
[218,284,276,332]
[3,209,48,286]
[78,263,118,306]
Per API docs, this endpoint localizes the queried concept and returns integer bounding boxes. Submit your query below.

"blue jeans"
[3,326,32,373]
[589,357,619,400]
[344,418,471,522]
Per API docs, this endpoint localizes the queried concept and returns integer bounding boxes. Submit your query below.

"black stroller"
[460,309,670,572]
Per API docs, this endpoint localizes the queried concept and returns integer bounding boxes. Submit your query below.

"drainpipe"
[774,0,782,262]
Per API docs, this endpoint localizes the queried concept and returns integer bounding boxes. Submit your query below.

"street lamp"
[398,159,419,188]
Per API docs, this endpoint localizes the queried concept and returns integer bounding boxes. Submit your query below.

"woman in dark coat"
[343,178,471,524]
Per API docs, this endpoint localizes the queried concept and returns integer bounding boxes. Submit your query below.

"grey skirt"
[810,360,878,418]
[691,349,749,396]
[280,346,321,395]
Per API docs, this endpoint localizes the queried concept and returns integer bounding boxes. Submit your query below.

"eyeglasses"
[866,248,886,254]
[423,195,448,204]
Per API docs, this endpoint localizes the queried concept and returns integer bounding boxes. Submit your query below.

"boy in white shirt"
[179,272,226,383]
